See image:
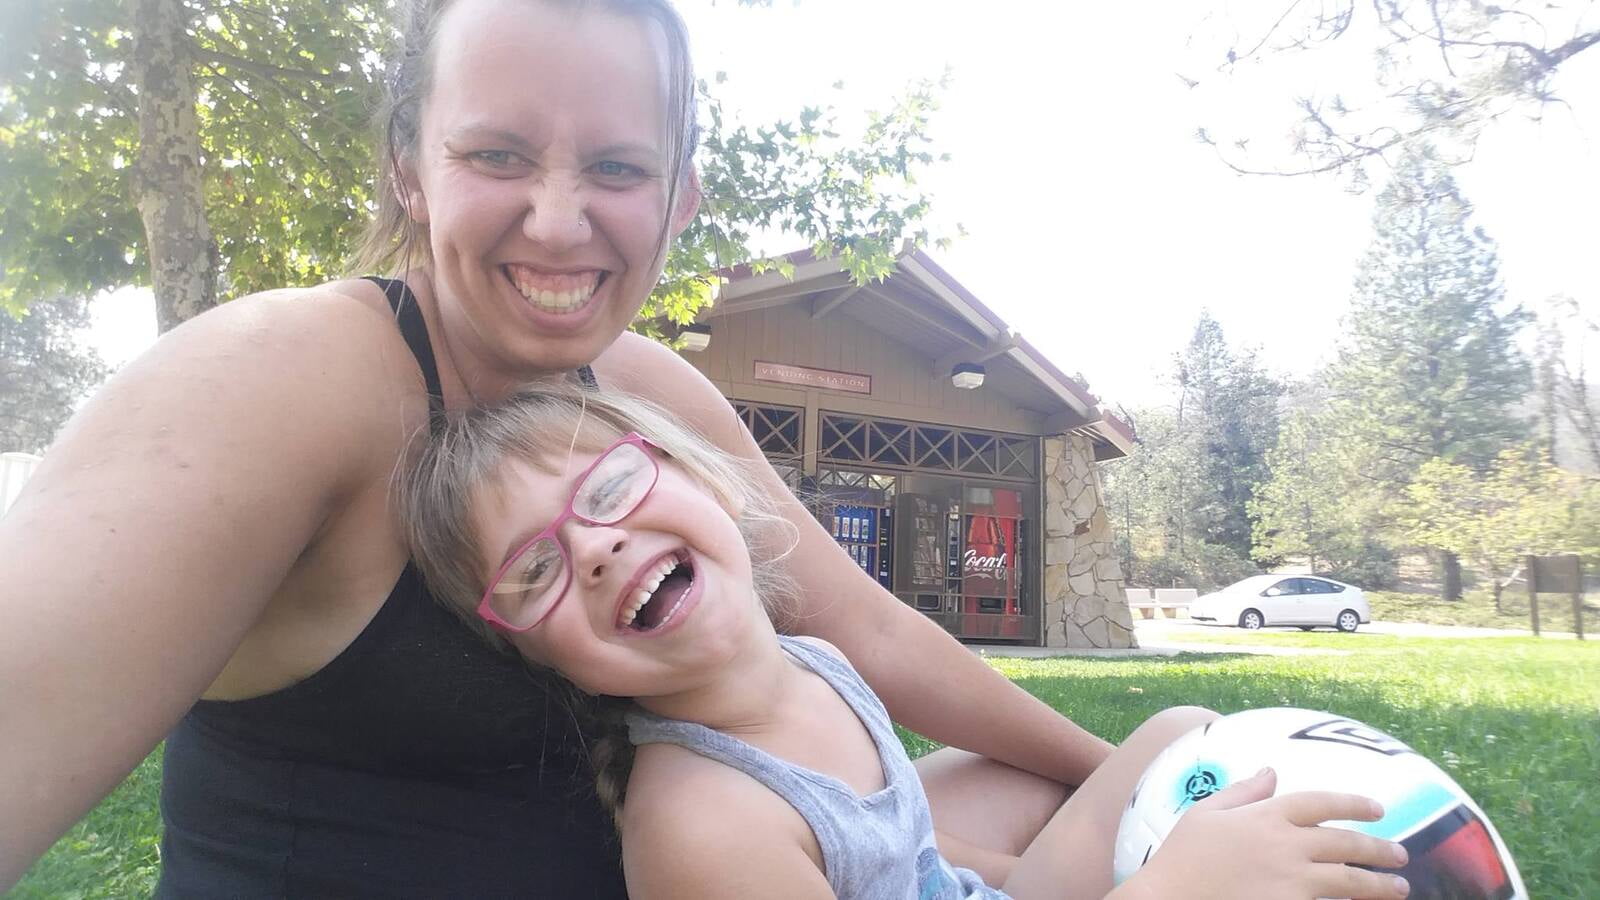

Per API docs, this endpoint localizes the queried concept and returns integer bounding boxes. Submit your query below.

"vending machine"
[961,488,1024,637]
[829,502,893,590]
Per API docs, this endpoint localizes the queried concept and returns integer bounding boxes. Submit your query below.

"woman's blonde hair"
[396,381,798,822]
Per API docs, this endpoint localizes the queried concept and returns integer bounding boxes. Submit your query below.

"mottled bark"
[132,0,217,332]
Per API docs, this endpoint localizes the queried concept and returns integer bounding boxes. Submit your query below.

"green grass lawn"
[10,746,164,899]
[18,637,1599,898]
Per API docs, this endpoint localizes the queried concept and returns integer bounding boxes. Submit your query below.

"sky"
[85,0,1600,411]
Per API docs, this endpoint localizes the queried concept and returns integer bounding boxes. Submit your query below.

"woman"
[0,0,1106,895]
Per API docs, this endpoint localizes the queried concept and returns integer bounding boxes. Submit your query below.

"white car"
[1189,574,1370,632]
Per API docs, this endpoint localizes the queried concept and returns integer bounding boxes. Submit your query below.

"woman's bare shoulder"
[119,280,429,438]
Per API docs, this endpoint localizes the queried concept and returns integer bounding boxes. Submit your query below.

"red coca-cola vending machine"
[961,488,1022,638]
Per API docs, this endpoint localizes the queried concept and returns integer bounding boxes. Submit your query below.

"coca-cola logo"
[963,548,1008,574]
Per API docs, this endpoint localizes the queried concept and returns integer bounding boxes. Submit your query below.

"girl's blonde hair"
[396,381,798,822]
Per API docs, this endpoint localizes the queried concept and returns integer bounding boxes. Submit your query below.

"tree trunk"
[1441,550,1463,602]
[132,0,217,333]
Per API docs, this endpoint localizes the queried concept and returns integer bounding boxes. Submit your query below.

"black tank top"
[156,278,625,898]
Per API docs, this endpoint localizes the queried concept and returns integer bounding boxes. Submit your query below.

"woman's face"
[407,0,696,380]
[470,437,764,698]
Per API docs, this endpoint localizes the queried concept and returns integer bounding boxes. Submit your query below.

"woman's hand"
[1124,768,1410,900]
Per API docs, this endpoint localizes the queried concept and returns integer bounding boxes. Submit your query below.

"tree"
[1102,313,1281,590]
[1191,0,1599,185]
[0,295,109,453]
[1323,146,1532,597]
[1,0,949,331]
[1535,296,1600,472]
[1249,402,1396,585]
[1173,313,1284,559]
[1400,446,1600,610]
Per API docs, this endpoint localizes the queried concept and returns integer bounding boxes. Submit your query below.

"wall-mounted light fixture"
[679,322,712,352]
[951,362,985,390]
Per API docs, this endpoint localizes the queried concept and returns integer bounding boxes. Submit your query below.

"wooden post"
[1572,556,1585,642]
[1526,554,1541,636]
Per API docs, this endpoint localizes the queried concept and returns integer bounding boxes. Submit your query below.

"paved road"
[975,615,1575,660]
[1137,616,1563,641]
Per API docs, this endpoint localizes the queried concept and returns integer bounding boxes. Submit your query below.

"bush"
[1327,539,1399,590]
[1127,541,1262,592]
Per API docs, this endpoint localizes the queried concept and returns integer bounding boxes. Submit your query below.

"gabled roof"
[708,247,1134,459]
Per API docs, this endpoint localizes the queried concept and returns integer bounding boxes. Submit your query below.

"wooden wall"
[685,302,1054,477]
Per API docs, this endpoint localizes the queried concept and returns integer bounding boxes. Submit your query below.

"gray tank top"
[625,636,1009,900]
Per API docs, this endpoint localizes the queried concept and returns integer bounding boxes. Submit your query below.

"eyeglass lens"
[486,441,656,628]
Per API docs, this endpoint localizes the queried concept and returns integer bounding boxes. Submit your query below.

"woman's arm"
[595,335,1111,786]
[0,291,415,888]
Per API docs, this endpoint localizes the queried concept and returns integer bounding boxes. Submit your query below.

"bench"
[1126,587,1198,619]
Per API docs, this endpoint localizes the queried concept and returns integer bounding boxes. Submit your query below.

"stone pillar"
[1042,434,1137,649]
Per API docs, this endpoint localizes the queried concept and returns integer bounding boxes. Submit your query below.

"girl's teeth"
[619,557,683,627]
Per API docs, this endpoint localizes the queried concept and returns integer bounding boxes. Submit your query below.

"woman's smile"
[504,264,606,315]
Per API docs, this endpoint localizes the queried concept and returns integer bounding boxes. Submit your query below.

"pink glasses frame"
[477,432,662,633]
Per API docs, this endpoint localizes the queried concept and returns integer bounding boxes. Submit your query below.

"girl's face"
[406,0,697,381]
[470,436,765,698]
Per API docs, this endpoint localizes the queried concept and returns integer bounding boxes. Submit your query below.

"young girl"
[399,384,1413,900]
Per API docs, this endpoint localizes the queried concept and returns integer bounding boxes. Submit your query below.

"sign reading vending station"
[754,361,872,395]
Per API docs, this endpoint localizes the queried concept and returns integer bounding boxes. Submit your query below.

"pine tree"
[1326,145,1532,597]
[1105,312,1282,590]
[1175,313,1283,559]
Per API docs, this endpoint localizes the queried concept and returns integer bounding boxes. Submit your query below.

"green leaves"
[645,70,950,330]
[1102,313,1284,590]
[1399,447,1600,604]
[0,294,109,452]
[5,0,948,333]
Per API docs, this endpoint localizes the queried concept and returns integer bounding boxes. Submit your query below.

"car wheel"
[1239,609,1264,630]
[1336,610,1360,633]
[1297,626,1314,632]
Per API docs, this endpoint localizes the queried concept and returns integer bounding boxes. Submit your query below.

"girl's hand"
[1128,768,1411,900]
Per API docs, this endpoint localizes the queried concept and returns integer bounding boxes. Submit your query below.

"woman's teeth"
[620,555,681,627]
[506,266,602,314]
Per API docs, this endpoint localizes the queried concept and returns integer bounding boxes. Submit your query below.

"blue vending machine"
[831,503,892,590]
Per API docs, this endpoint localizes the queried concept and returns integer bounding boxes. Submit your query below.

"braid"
[571,691,638,828]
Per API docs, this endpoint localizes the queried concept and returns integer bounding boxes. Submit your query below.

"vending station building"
[678,248,1139,649]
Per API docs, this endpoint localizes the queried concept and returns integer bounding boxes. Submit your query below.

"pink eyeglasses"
[478,433,662,632]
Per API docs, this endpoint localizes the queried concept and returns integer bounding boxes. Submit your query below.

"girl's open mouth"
[617,551,696,632]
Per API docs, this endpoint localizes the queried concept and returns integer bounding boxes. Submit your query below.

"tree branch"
[200,63,334,172]
[191,46,347,86]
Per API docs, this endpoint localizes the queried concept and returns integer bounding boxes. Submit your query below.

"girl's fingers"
[1306,825,1408,869]
[1274,790,1385,826]
[1314,862,1411,900]
[1192,767,1276,811]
